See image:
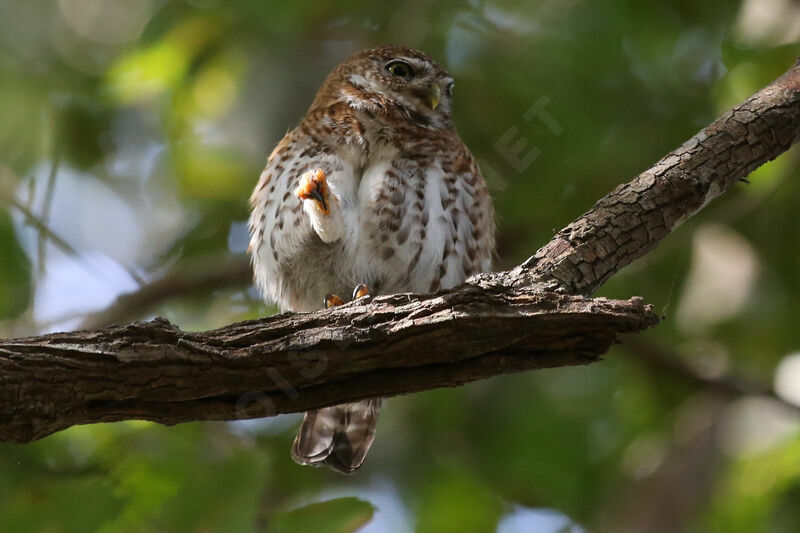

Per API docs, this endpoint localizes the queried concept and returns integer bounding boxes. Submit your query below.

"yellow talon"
[352,283,370,300]
[324,293,345,308]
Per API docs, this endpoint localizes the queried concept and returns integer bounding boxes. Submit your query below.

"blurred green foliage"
[0,210,31,318]
[1,1,800,531]
[267,498,375,533]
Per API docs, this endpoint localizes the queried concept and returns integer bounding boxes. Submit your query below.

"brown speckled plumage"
[248,45,495,473]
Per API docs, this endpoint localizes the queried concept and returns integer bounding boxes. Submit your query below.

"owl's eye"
[386,61,414,79]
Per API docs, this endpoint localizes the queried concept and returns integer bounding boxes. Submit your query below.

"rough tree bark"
[1,58,799,445]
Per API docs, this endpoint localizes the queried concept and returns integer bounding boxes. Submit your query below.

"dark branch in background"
[622,338,800,415]
[1,58,799,444]
[77,257,252,330]
[37,142,61,279]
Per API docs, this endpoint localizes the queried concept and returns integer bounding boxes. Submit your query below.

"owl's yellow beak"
[429,83,442,110]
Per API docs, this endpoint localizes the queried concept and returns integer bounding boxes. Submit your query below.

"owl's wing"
[249,130,352,312]
[249,131,306,310]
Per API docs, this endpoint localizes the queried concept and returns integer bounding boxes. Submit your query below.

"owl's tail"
[291,398,382,474]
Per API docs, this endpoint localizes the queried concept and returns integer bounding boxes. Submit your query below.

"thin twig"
[76,256,253,330]
[38,145,61,278]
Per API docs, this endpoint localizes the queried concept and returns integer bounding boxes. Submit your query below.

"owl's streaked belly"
[251,120,493,315]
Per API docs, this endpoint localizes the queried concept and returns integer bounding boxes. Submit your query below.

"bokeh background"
[2,1,800,532]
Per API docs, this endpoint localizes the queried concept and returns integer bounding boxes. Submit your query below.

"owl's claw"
[295,168,330,215]
[325,283,369,309]
[324,293,345,309]
[352,283,370,300]
[324,285,368,309]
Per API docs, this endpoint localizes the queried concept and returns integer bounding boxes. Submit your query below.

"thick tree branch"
[1,290,656,443]
[2,58,799,444]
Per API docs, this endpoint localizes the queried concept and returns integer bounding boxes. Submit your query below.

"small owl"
[248,45,495,473]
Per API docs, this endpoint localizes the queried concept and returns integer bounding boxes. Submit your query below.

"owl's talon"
[295,168,330,215]
[324,293,345,308]
[352,283,370,300]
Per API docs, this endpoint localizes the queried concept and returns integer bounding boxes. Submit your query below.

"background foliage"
[1,1,800,531]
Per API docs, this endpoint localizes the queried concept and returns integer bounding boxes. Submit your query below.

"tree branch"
[2,58,799,444]
[1,290,656,443]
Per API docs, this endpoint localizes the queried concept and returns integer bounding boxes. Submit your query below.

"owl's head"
[312,45,456,129]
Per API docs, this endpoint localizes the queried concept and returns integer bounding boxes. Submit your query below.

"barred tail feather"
[291,406,346,465]
[291,399,382,474]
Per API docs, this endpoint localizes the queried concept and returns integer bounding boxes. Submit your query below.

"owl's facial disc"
[346,52,454,128]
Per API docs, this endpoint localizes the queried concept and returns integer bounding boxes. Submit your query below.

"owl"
[248,45,495,473]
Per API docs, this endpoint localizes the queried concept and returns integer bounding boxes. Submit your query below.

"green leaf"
[267,497,375,533]
[105,16,223,104]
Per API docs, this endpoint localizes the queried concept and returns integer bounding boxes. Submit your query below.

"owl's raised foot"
[295,168,331,215]
[294,168,343,243]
